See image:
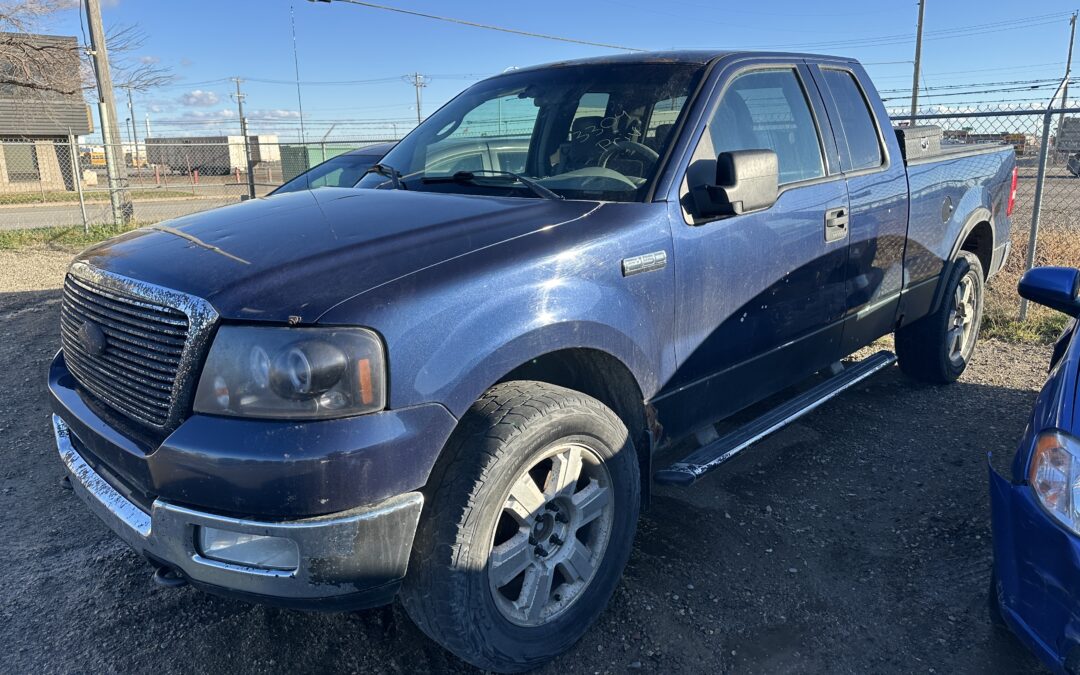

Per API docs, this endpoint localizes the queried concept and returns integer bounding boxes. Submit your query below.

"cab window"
[704,68,825,185]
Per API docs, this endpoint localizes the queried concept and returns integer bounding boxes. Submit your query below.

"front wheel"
[401,381,640,673]
[895,251,985,383]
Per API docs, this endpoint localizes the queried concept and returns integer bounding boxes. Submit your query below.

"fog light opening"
[197,526,300,571]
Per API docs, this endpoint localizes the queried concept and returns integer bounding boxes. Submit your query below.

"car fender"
[405,277,661,419]
[316,210,675,421]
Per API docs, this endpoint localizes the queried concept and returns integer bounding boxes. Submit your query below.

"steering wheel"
[598,140,659,171]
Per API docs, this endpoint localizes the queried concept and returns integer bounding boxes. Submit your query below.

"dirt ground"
[0,248,1052,674]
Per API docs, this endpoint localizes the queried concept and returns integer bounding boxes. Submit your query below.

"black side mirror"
[1018,266,1080,317]
[692,149,779,218]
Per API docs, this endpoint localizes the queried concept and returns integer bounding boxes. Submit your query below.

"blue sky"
[38,0,1080,141]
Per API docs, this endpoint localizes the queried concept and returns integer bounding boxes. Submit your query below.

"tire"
[400,381,640,673]
[895,251,985,384]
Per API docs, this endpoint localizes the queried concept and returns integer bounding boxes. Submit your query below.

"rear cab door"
[807,61,910,353]
[654,57,852,436]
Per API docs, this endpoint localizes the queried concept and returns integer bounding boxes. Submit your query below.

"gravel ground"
[0,248,1052,674]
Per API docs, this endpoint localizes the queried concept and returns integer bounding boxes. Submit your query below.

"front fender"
[393,275,664,419]
[318,201,676,419]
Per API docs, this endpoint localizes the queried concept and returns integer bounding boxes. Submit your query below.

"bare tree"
[0,1,82,97]
[103,23,173,92]
[0,1,173,100]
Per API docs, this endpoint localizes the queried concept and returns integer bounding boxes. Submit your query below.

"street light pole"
[125,87,140,169]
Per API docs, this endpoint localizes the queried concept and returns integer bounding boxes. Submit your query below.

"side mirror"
[692,149,779,218]
[1018,266,1080,317]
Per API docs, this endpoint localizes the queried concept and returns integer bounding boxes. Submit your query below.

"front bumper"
[55,415,423,610]
[48,351,456,518]
[990,463,1080,675]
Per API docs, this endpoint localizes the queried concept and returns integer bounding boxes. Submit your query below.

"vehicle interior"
[359,63,704,201]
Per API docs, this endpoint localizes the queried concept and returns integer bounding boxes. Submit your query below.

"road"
[0,249,1052,674]
[0,196,242,231]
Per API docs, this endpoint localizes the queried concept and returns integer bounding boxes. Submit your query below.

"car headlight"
[193,326,386,419]
[1029,430,1080,533]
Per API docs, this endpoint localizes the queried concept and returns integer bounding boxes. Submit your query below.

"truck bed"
[906,142,1012,166]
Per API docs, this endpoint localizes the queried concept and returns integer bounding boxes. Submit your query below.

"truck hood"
[78,188,600,322]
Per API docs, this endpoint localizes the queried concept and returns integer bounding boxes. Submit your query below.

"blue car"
[991,266,1080,674]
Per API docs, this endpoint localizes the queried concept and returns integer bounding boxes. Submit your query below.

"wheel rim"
[487,441,614,627]
[947,271,979,366]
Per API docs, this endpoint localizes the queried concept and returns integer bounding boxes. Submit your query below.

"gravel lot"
[0,248,1052,674]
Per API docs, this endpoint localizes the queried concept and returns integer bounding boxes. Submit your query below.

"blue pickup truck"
[50,51,1016,671]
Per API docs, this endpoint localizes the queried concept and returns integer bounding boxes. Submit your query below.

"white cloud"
[182,109,235,120]
[139,55,160,65]
[179,89,219,107]
[249,109,301,120]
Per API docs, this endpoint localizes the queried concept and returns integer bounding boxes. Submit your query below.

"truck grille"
[60,274,190,427]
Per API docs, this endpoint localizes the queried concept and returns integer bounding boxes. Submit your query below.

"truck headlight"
[1030,430,1080,533]
[194,326,386,419]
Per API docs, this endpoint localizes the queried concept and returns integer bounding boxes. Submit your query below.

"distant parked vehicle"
[991,266,1080,675]
[271,142,394,195]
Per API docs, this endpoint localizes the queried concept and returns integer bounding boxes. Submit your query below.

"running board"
[653,350,897,487]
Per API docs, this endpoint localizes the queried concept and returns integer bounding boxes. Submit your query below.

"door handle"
[825,207,848,242]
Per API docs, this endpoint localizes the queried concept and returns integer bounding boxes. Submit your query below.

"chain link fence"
[0,136,397,231]
[4,103,1080,320]
[889,104,1080,319]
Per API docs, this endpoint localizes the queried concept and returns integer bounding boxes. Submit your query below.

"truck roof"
[501,50,859,75]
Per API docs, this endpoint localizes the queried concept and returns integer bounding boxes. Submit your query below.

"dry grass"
[0,222,141,251]
[983,224,1080,344]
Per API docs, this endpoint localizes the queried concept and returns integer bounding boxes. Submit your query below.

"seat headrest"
[570,116,603,136]
[653,123,674,146]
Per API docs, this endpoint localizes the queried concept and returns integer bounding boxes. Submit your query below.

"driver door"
[654,64,850,436]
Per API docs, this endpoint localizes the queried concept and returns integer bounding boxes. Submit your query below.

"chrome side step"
[653,350,897,487]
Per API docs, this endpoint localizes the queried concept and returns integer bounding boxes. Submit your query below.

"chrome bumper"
[53,415,423,605]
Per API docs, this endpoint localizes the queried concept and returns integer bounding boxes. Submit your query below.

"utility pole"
[145,114,152,140]
[909,0,926,126]
[407,72,427,126]
[1057,12,1078,136]
[232,77,256,199]
[84,0,131,223]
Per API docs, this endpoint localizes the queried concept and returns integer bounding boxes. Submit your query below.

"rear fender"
[926,206,994,317]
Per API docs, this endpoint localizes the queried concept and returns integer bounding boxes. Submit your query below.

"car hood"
[77,188,601,322]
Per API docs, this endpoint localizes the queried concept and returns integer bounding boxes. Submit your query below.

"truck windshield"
[357,62,705,202]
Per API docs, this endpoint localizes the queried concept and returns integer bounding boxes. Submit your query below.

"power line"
[869,61,1067,81]
[738,10,1076,51]
[311,0,646,51]
[879,77,1061,94]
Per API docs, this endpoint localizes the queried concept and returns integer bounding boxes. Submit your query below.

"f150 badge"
[622,251,668,277]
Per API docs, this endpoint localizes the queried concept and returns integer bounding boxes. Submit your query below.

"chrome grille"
[60,272,191,427]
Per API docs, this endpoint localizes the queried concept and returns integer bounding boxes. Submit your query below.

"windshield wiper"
[363,163,406,190]
[422,170,562,201]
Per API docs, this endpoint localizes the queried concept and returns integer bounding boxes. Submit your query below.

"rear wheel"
[401,381,640,672]
[896,251,984,383]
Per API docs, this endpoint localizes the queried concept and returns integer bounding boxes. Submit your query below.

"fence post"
[68,133,88,234]
[1019,108,1056,321]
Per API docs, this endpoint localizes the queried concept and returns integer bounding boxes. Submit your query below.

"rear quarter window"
[820,69,884,172]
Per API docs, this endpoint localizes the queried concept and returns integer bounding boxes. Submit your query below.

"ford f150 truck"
[49,51,1016,672]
